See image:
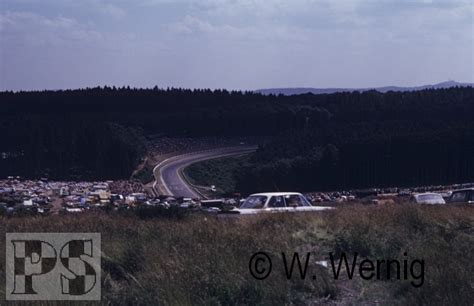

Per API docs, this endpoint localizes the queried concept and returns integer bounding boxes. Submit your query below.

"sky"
[0,0,473,91]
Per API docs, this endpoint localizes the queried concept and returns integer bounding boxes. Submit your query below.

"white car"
[228,192,334,215]
[411,193,446,205]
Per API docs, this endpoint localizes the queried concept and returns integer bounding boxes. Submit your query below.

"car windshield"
[451,192,466,202]
[240,196,267,209]
[417,194,443,202]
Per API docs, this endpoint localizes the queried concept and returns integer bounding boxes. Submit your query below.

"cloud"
[0,0,472,90]
[98,3,126,19]
[168,14,311,44]
[0,11,103,47]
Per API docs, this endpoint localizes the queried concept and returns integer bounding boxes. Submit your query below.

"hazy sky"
[0,0,473,91]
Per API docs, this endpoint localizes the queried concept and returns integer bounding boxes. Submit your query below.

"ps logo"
[6,233,101,301]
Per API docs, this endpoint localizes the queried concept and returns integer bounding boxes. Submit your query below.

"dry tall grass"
[0,204,472,305]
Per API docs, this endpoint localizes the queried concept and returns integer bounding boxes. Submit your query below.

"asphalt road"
[154,146,257,198]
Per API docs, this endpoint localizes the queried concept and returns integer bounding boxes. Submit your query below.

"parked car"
[411,193,445,205]
[447,188,474,204]
[224,192,334,215]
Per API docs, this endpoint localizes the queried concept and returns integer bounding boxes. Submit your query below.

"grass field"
[0,204,472,305]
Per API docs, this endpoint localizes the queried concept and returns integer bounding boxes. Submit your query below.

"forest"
[0,86,472,189]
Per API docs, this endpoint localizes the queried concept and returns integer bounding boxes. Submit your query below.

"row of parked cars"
[411,188,474,205]
[212,188,473,215]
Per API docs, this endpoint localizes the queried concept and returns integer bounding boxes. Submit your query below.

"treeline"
[0,87,295,180]
[0,116,146,180]
[0,87,292,136]
[235,126,474,192]
[235,88,474,192]
[0,86,473,186]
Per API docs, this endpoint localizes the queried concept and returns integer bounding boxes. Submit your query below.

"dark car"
[447,188,474,204]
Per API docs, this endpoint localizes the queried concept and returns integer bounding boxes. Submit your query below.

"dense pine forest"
[0,86,472,190]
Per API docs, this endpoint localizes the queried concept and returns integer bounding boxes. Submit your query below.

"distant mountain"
[255,81,473,96]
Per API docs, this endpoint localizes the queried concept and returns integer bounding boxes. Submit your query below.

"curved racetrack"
[153,146,257,198]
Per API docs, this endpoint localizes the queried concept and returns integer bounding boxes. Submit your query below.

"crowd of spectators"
[109,180,144,196]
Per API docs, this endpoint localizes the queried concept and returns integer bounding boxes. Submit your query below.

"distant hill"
[255,80,473,96]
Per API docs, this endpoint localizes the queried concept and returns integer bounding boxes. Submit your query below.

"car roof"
[451,188,474,192]
[414,193,443,197]
[249,192,303,197]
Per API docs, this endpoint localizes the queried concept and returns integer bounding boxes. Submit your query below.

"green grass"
[0,204,472,305]
[184,155,251,195]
